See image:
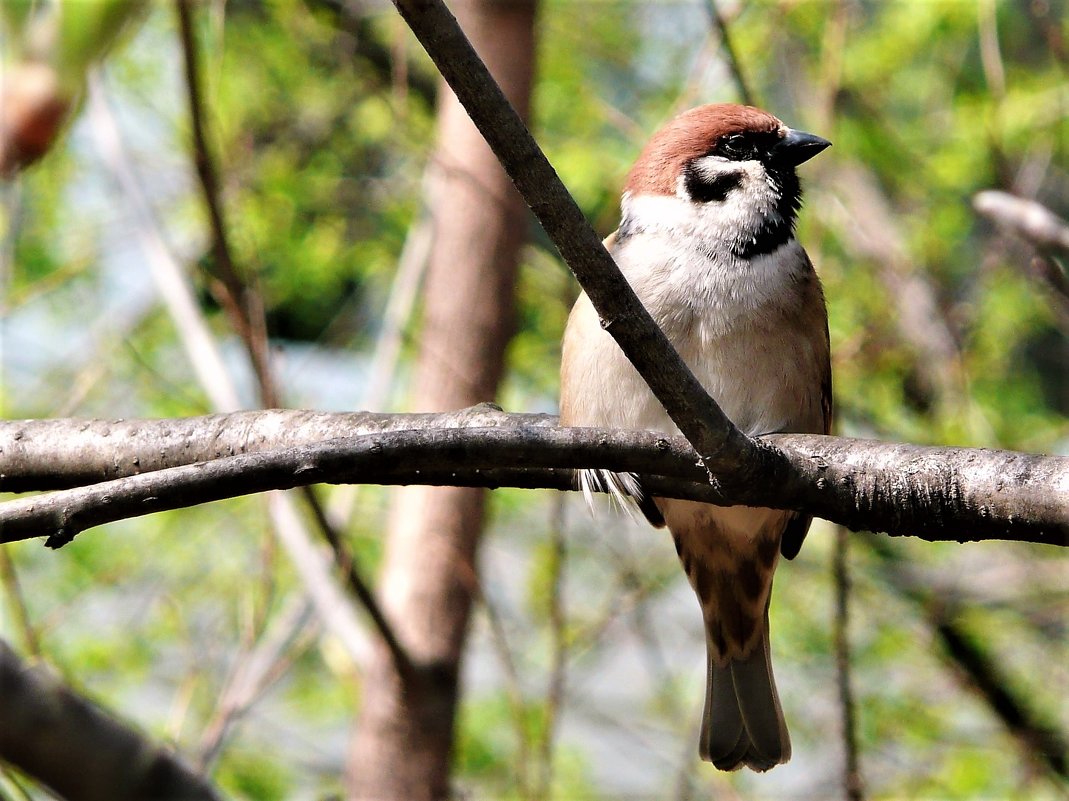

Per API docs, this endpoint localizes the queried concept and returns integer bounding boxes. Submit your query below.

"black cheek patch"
[683,164,742,203]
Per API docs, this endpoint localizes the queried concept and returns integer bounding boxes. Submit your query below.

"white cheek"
[620,160,781,257]
[682,156,781,231]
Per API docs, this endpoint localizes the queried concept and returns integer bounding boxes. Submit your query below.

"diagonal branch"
[934,618,1068,782]
[173,0,412,678]
[383,3,1067,561]
[702,0,756,106]
[868,539,1069,784]
[174,0,276,406]
[300,488,415,680]
[196,595,317,771]
[0,640,224,801]
[388,0,755,472]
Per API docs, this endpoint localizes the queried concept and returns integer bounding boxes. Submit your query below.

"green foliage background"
[2,0,1067,799]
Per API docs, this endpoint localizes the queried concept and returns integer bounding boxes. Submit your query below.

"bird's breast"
[581,232,824,438]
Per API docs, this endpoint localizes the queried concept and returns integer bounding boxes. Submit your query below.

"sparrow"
[560,104,832,772]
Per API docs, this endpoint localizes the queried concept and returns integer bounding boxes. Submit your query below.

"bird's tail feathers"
[699,613,790,772]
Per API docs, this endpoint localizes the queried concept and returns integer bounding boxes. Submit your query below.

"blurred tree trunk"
[345,2,537,799]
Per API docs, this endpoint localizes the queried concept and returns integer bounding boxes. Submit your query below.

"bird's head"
[621,104,830,258]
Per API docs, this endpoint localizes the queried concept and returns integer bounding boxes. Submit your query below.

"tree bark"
[3,415,1067,548]
[345,3,537,798]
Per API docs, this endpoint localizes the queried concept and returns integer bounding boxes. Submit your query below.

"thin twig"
[325,202,432,528]
[362,210,432,412]
[87,71,377,669]
[92,49,380,746]
[977,0,1006,101]
[86,73,241,413]
[196,595,318,770]
[477,582,532,799]
[815,0,849,132]
[264,491,373,667]
[174,0,277,406]
[868,539,1069,785]
[0,548,41,658]
[702,0,755,106]
[977,0,1009,181]
[175,0,415,680]
[933,618,1069,784]
[0,178,19,306]
[1029,256,1069,335]
[535,495,568,801]
[300,485,415,679]
[833,526,864,801]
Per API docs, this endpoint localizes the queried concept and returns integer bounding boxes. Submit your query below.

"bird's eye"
[719,134,756,161]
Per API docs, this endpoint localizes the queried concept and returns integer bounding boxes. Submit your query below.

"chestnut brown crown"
[624,104,785,197]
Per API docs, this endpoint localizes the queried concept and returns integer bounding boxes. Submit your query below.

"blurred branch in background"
[174,0,416,682]
[89,43,399,685]
[195,594,318,772]
[824,165,974,425]
[833,527,865,801]
[474,494,573,801]
[477,577,534,798]
[304,0,438,107]
[0,547,41,659]
[301,482,415,679]
[87,73,242,413]
[0,640,224,801]
[174,0,275,406]
[975,191,1069,336]
[701,0,754,107]
[866,539,1069,786]
[536,495,569,801]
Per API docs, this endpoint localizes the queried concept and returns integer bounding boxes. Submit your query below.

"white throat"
[612,187,808,339]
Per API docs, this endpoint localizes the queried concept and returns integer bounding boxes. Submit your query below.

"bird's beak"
[773,129,831,166]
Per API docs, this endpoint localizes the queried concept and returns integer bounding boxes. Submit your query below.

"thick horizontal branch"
[0,405,554,491]
[1,411,1065,548]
